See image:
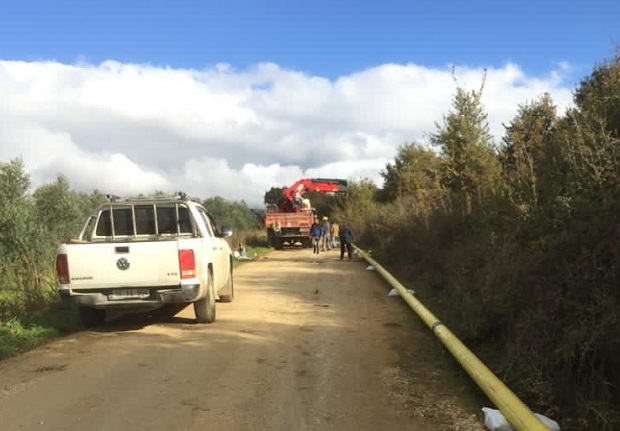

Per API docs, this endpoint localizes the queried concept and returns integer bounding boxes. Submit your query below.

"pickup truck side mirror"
[218,226,233,238]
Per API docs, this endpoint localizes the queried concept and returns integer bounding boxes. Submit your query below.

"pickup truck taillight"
[178,249,196,279]
[56,253,70,284]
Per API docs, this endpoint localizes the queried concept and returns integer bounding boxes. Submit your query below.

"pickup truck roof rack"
[104,192,197,202]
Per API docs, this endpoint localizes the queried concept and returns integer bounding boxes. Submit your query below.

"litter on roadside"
[366,265,375,271]
[481,407,560,431]
[233,251,253,260]
[388,288,415,297]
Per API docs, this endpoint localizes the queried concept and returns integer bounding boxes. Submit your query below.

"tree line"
[332,51,619,430]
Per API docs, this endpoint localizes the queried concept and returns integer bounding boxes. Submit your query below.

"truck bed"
[265,211,314,228]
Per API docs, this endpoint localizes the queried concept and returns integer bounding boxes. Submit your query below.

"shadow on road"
[94,304,196,332]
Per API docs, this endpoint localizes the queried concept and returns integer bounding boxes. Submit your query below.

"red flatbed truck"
[265,178,348,249]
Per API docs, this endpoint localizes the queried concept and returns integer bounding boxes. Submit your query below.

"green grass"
[0,289,80,361]
[0,318,59,359]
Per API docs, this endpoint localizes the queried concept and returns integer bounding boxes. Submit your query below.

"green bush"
[0,319,59,359]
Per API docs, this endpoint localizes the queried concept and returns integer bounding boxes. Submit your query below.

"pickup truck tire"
[79,307,106,328]
[219,267,234,303]
[194,273,216,323]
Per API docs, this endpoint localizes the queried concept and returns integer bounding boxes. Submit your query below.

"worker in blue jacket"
[310,218,323,254]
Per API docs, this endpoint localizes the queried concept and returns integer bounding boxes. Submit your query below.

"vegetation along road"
[0,247,485,431]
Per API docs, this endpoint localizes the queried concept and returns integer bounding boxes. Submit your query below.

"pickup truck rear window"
[135,205,155,234]
[179,207,192,233]
[113,207,133,235]
[94,203,193,237]
[96,210,112,237]
[156,206,177,234]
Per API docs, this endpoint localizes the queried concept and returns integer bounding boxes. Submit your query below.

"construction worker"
[330,220,339,248]
[321,216,331,251]
[293,191,302,209]
[339,225,354,260]
[310,218,323,254]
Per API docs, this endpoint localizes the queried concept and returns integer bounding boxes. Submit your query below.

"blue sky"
[0,0,618,205]
[2,0,616,81]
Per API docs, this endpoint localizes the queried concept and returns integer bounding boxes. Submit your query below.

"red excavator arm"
[279,178,348,212]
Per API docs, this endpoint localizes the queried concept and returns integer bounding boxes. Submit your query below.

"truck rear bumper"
[59,284,201,309]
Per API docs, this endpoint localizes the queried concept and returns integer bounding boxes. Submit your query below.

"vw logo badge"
[116,257,130,271]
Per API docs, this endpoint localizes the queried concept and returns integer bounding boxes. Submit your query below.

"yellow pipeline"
[354,246,551,431]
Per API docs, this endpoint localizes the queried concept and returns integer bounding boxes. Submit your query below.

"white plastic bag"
[534,413,560,431]
[482,407,512,431]
[482,407,560,431]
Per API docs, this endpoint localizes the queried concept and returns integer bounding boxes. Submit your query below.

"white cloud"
[0,59,574,207]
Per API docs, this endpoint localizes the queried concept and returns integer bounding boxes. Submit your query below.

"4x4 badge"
[116,257,130,270]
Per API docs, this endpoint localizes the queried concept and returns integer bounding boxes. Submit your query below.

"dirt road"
[0,248,485,431]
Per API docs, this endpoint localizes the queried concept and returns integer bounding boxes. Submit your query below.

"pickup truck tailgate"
[64,241,182,289]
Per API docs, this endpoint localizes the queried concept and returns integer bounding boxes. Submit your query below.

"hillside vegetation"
[333,52,620,430]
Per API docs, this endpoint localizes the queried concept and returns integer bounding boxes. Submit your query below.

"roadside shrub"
[0,318,59,360]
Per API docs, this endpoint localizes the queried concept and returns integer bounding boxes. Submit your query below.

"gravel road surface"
[0,248,485,431]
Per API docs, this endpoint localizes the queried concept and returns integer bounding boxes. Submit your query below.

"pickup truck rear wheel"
[194,275,216,323]
[79,307,105,328]
[219,267,234,303]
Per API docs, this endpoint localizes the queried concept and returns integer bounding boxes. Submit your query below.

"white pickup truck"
[55,196,234,327]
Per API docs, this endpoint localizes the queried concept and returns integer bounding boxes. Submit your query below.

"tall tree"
[500,93,558,212]
[380,143,441,206]
[0,159,46,293]
[333,179,379,242]
[263,187,284,208]
[202,196,261,231]
[573,49,620,138]
[564,51,620,202]
[431,81,500,217]
[33,175,83,245]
